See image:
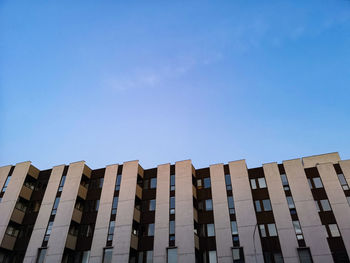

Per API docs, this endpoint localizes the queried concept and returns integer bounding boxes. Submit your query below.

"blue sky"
[1,1,350,170]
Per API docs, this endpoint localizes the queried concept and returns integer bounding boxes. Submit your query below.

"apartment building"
[0,152,349,263]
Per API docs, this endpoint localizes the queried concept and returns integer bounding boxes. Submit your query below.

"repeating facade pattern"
[0,152,349,263]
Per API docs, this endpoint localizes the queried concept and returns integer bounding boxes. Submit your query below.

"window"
[286,196,295,209]
[259,223,278,237]
[209,251,217,263]
[170,175,175,191]
[44,221,53,241]
[150,178,157,189]
[320,199,331,212]
[267,224,277,237]
[204,177,211,188]
[259,224,266,237]
[99,178,104,188]
[347,196,350,206]
[167,248,177,263]
[313,177,323,188]
[58,175,66,192]
[111,197,118,214]
[2,175,12,193]
[337,173,349,190]
[258,178,267,188]
[51,197,60,215]
[147,224,155,236]
[205,199,213,211]
[293,220,304,240]
[250,179,257,189]
[103,248,113,263]
[225,174,232,190]
[95,200,100,211]
[5,225,19,237]
[169,220,175,235]
[232,247,244,263]
[255,200,271,212]
[298,248,313,263]
[255,201,262,212]
[307,178,313,189]
[170,196,175,214]
[315,201,320,212]
[280,174,289,190]
[107,221,115,241]
[328,224,340,237]
[227,196,235,214]
[207,224,215,237]
[250,178,266,189]
[36,248,47,263]
[146,250,153,263]
[262,199,272,211]
[149,199,156,211]
[115,175,122,191]
[231,221,238,235]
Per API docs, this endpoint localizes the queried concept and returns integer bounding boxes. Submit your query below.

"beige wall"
[153,163,170,263]
[317,162,350,257]
[175,160,195,262]
[112,161,139,263]
[0,161,31,247]
[210,164,233,263]
[263,163,299,263]
[23,165,65,263]
[0,165,12,191]
[89,164,118,263]
[302,152,340,169]
[228,160,264,263]
[283,159,332,262]
[45,161,88,263]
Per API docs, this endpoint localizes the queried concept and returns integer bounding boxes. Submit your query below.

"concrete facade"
[210,164,233,263]
[153,163,170,263]
[283,159,333,263]
[228,160,264,263]
[89,164,118,263]
[0,152,349,263]
[23,165,65,263]
[263,163,299,263]
[45,161,90,263]
[175,160,196,263]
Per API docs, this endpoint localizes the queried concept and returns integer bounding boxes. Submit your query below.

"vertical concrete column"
[339,159,350,186]
[283,159,332,263]
[89,164,118,263]
[317,163,350,256]
[175,160,195,263]
[0,161,31,244]
[112,161,139,263]
[45,161,88,263]
[23,165,65,263]
[0,165,12,191]
[210,164,233,263]
[228,160,264,263]
[263,163,299,263]
[153,163,170,263]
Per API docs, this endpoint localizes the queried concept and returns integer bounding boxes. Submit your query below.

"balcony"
[11,208,25,224]
[1,234,16,250]
[65,233,77,250]
[77,185,87,200]
[194,234,199,249]
[19,185,33,200]
[133,208,141,223]
[72,208,83,223]
[130,234,138,250]
[192,185,197,199]
[136,185,142,199]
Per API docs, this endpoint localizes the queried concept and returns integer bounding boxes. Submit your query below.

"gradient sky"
[1,1,350,170]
